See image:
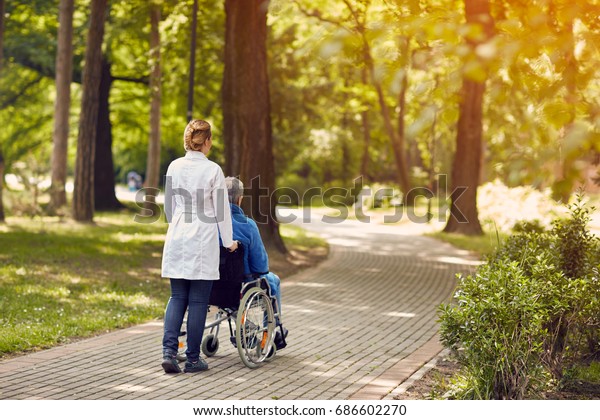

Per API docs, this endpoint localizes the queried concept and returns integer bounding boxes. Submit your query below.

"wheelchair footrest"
[274,326,288,350]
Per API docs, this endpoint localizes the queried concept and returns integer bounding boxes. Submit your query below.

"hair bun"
[183,119,212,152]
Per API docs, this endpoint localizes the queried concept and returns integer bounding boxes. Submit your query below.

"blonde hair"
[183,119,212,152]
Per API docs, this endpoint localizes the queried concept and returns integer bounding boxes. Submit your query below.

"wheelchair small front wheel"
[201,334,219,357]
[236,287,275,369]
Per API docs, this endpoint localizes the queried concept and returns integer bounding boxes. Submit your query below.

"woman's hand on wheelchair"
[227,240,239,253]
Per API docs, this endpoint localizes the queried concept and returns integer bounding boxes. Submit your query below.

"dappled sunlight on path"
[0,209,478,400]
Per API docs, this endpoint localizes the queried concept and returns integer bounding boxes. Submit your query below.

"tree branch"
[6,46,149,86]
[7,51,82,83]
[291,0,352,33]
[0,74,44,110]
[111,74,149,85]
[341,0,360,26]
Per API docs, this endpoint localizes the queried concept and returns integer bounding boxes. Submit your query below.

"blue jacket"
[229,204,269,277]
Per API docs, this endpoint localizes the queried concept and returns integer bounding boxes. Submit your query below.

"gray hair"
[225,177,244,204]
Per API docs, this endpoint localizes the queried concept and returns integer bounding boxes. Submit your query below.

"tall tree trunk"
[363,44,411,198]
[144,3,161,212]
[395,35,420,204]
[0,0,5,69]
[0,150,4,222]
[0,0,6,222]
[73,0,108,221]
[340,71,351,184]
[187,0,198,122]
[222,4,239,178]
[443,0,493,235]
[94,58,122,210]
[359,68,371,181]
[552,17,578,203]
[49,0,75,211]
[223,0,286,253]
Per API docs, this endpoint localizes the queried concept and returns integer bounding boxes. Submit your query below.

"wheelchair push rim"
[235,287,275,369]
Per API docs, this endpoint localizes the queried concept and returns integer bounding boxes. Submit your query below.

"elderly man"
[225,177,288,349]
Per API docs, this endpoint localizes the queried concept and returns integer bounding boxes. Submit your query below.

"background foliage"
[1,0,598,206]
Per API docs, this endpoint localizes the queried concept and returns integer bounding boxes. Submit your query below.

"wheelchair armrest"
[241,276,273,298]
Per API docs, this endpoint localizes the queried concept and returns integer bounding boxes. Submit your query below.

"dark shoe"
[274,326,288,349]
[161,355,182,374]
[184,358,209,373]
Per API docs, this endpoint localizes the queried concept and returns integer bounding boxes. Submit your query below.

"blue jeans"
[162,279,213,362]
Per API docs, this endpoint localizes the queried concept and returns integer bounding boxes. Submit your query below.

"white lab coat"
[161,151,234,280]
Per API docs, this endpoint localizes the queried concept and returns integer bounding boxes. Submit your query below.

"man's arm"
[248,220,269,275]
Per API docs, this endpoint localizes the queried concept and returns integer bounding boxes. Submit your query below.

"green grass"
[0,210,325,357]
[0,210,170,356]
[567,361,600,383]
[427,231,509,258]
[279,223,329,251]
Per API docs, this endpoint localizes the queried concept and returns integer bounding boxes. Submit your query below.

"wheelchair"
[178,244,284,369]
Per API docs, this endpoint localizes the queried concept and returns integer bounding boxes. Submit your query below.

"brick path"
[0,211,479,400]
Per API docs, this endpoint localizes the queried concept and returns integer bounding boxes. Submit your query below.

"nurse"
[160,119,238,374]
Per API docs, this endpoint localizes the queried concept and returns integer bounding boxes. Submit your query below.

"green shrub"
[439,258,551,399]
[440,194,600,399]
[552,198,597,280]
[542,196,599,378]
[512,219,546,234]
[582,266,600,357]
[488,231,551,276]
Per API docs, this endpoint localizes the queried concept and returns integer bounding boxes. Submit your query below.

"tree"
[187,0,198,123]
[94,56,124,210]
[360,16,412,199]
[223,0,286,253]
[293,0,413,197]
[0,0,6,222]
[359,67,372,180]
[0,0,4,69]
[73,0,109,221]
[0,148,4,222]
[144,1,161,211]
[443,0,493,235]
[49,0,75,211]
[549,1,582,203]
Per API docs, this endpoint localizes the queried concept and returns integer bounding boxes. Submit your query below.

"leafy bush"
[580,266,600,358]
[512,219,546,234]
[552,201,597,280]
[541,198,599,378]
[5,157,53,218]
[489,230,551,276]
[439,259,549,399]
[440,194,600,399]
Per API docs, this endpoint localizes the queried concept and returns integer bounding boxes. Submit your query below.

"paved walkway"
[0,210,479,400]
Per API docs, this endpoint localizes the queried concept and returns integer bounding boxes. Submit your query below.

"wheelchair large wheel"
[236,287,275,369]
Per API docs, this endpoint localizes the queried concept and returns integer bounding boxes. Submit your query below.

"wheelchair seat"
[208,244,245,309]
